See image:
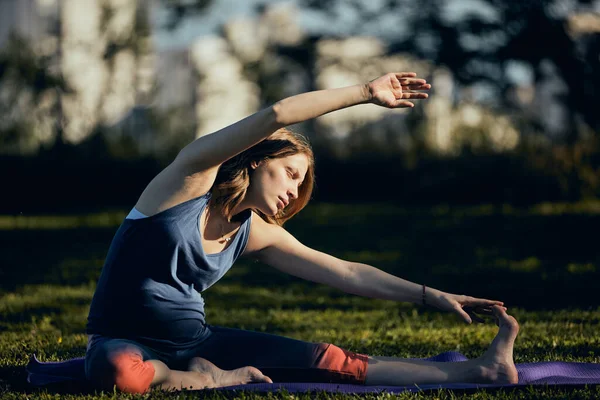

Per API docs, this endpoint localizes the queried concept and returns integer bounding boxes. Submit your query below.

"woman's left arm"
[344,263,504,324]
[246,214,503,324]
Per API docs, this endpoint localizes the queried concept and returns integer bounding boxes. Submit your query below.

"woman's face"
[248,153,309,216]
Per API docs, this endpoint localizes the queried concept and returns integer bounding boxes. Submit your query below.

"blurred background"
[1,0,599,213]
[0,6,599,395]
[1,7,599,390]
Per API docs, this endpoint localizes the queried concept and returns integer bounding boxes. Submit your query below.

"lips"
[278,196,289,208]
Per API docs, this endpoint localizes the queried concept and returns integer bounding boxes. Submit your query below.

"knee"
[110,352,156,394]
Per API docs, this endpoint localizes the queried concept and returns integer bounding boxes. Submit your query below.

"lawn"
[0,201,599,399]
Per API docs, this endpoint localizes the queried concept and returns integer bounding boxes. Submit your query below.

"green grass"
[1,202,599,399]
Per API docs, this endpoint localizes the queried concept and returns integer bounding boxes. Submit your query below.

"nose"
[288,186,298,200]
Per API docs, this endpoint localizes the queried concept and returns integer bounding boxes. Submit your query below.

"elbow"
[271,101,288,128]
[343,262,361,291]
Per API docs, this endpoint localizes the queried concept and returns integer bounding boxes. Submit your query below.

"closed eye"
[286,166,303,186]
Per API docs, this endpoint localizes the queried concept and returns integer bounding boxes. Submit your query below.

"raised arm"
[135,73,429,215]
[246,213,504,325]
[176,72,429,171]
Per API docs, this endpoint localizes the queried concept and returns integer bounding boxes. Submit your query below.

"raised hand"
[367,72,431,109]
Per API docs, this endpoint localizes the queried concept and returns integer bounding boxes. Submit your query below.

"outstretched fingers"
[400,80,431,102]
[463,304,509,324]
[401,92,429,99]
[458,306,498,324]
[403,83,431,90]
[467,298,504,307]
[393,100,415,108]
[399,78,428,87]
[395,72,417,79]
[455,306,474,324]
[463,306,491,324]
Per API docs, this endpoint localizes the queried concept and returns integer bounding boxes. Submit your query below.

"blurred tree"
[301,0,600,142]
[495,1,600,143]
[300,0,600,200]
[157,0,600,141]
[0,34,68,154]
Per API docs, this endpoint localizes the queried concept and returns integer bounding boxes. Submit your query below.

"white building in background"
[0,0,155,154]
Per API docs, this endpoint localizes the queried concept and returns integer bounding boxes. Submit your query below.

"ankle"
[466,359,490,382]
[478,364,496,382]
[209,367,223,385]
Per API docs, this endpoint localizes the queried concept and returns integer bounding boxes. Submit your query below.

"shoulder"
[244,210,289,256]
[135,159,218,217]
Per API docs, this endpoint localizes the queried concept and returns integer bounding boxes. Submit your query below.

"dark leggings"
[190,326,368,383]
[85,326,368,393]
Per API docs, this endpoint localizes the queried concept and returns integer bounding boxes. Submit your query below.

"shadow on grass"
[0,363,95,396]
[0,365,30,393]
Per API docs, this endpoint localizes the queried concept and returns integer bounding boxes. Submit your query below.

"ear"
[250,160,261,170]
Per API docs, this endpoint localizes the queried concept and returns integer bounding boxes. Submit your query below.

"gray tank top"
[86,192,252,350]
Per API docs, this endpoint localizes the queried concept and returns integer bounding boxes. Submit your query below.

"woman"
[85,72,520,393]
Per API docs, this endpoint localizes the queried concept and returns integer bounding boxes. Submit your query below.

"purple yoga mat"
[27,351,600,393]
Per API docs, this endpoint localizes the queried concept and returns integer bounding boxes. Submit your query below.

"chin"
[271,203,282,216]
[259,203,278,216]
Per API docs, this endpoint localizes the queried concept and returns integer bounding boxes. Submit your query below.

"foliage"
[0,34,63,92]
[302,0,600,139]
[0,34,67,154]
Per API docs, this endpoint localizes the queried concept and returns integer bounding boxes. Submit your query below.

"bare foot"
[188,357,273,388]
[475,305,520,384]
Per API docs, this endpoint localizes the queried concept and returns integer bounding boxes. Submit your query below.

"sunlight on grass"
[2,200,600,231]
[531,201,600,215]
[0,284,94,314]
[494,257,541,272]
[567,262,596,274]
[0,211,127,230]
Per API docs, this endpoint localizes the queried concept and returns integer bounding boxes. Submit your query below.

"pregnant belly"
[134,282,207,342]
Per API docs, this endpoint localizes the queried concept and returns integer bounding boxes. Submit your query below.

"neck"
[230,199,251,217]
[209,192,252,222]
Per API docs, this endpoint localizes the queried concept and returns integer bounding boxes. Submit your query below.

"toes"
[256,374,273,384]
[491,305,510,320]
[490,306,520,333]
[240,367,273,384]
[491,305,505,314]
[491,306,510,327]
[249,368,273,384]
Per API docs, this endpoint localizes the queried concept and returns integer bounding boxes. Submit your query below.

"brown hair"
[211,128,315,226]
